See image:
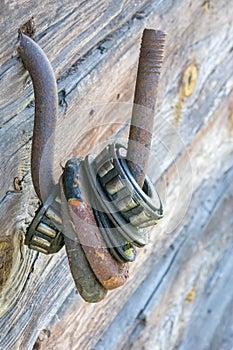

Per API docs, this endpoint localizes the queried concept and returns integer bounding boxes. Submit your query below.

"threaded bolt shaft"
[127,29,167,188]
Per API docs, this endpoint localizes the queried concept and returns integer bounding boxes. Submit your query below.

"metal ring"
[84,153,149,247]
[84,143,163,247]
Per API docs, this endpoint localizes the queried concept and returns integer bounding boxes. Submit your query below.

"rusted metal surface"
[19,17,36,40]
[60,173,107,303]
[64,236,108,302]
[127,29,166,188]
[18,33,58,202]
[69,203,129,290]
[19,26,164,301]
[63,158,129,291]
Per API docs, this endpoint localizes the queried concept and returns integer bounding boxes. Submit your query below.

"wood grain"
[95,170,233,350]
[34,89,233,350]
[0,0,233,349]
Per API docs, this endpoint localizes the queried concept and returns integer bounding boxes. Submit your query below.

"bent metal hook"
[19,28,166,303]
[19,32,57,202]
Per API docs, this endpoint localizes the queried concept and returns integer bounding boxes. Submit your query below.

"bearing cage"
[25,185,64,254]
[25,144,163,260]
[94,144,162,225]
[85,143,163,252]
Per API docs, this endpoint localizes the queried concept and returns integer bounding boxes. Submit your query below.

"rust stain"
[228,110,233,137]
[175,64,198,124]
[13,177,23,191]
[230,111,233,126]
[175,97,183,125]
[185,287,196,302]
[182,64,198,97]
[203,0,211,11]
[73,176,81,186]
[0,242,9,251]
[103,276,119,289]
[0,239,14,293]
[68,179,129,290]
[230,110,233,127]
[95,251,105,261]
[68,199,86,208]
[19,17,36,40]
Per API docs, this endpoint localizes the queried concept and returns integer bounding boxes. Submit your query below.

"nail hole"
[14,177,23,191]
[185,287,196,302]
[203,0,211,11]
[89,109,95,118]
[58,89,68,108]
[182,64,198,97]
[174,63,198,124]
[19,17,36,40]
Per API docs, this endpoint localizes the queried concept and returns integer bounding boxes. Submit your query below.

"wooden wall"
[0,0,232,349]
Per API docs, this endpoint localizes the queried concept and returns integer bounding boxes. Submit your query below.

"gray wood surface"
[0,0,233,349]
[95,168,233,350]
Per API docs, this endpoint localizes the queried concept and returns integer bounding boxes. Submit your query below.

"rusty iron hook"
[18,32,58,202]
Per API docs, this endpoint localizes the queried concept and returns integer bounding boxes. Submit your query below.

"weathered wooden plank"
[1,0,233,199]
[208,299,233,350]
[0,0,233,349]
[1,0,233,202]
[1,0,232,211]
[0,0,149,124]
[0,89,229,349]
[95,169,233,350]
[136,184,233,350]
